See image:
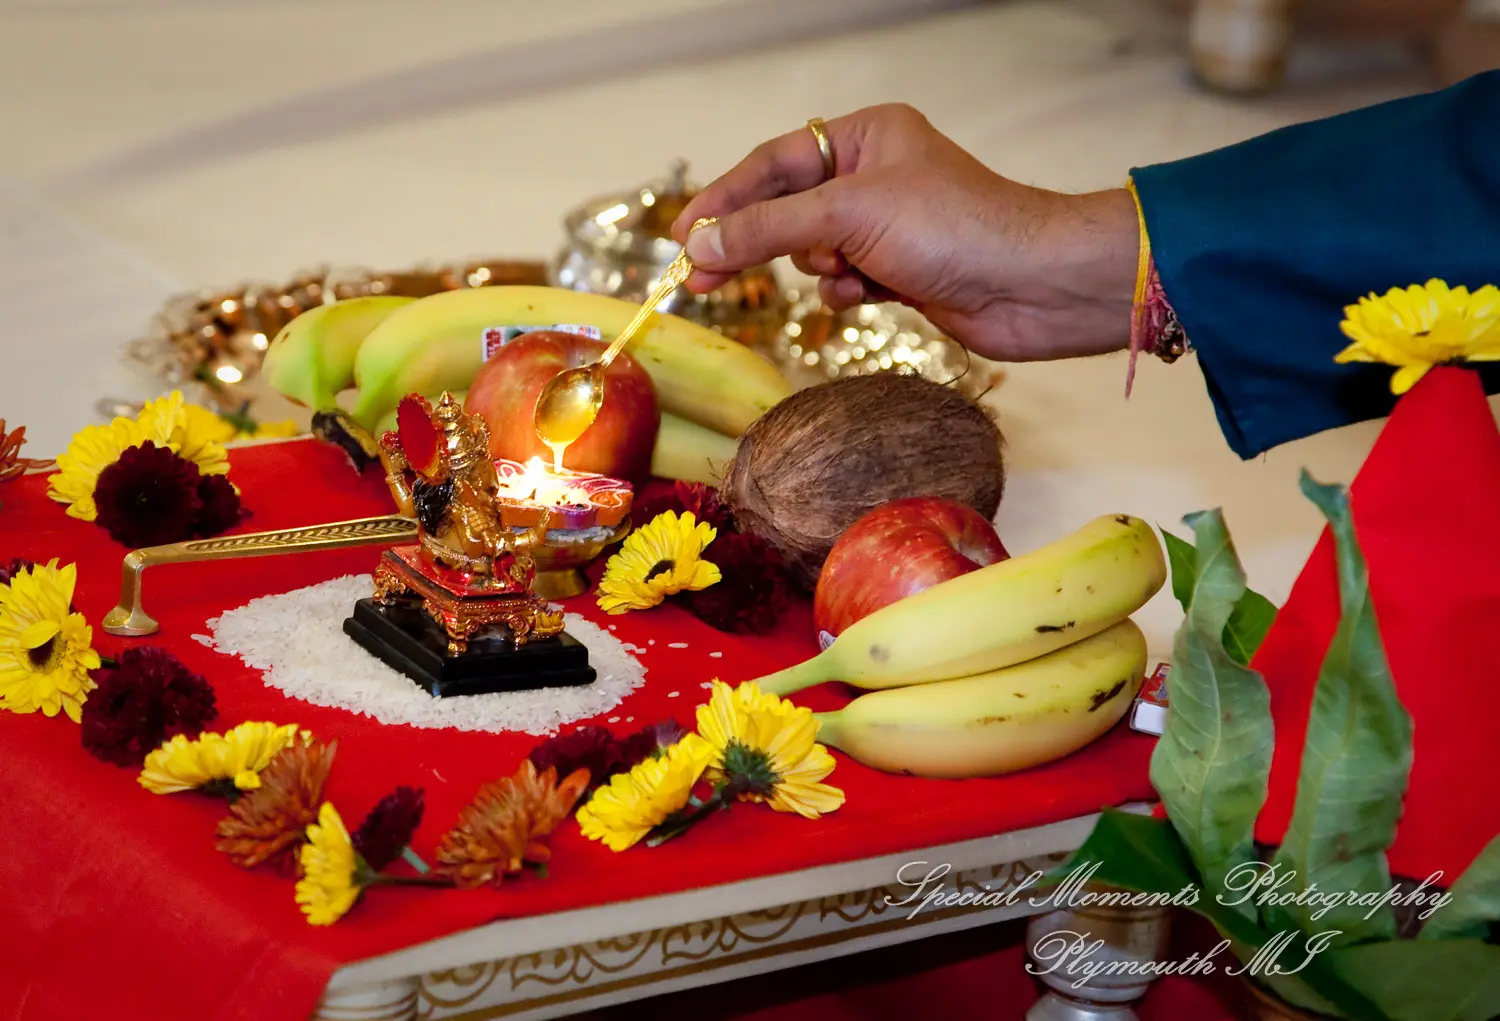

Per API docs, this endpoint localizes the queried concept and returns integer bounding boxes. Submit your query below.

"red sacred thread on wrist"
[1124,179,1189,398]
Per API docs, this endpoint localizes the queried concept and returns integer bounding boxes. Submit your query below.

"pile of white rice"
[193,574,646,736]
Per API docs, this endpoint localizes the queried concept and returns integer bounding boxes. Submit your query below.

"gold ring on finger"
[807,117,836,181]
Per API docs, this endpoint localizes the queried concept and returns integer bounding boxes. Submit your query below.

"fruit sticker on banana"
[482,324,602,361]
[1130,662,1170,736]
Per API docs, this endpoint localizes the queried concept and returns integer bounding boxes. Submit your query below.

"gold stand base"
[534,567,588,602]
[526,518,630,603]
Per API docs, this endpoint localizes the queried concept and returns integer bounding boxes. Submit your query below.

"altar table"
[0,439,1158,1021]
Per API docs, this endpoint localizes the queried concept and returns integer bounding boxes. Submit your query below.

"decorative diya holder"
[491,455,632,601]
[101,392,634,699]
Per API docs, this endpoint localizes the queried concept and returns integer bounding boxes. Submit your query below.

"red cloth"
[0,438,1156,1021]
[1252,367,1500,882]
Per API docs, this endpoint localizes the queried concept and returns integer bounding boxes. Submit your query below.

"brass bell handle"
[101,515,420,637]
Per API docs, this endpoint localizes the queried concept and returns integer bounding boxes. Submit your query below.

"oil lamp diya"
[102,390,633,700]
[490,454,633,601]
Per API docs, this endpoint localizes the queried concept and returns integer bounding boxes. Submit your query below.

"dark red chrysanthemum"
[681,531,790,634]
[156,654,219,734]
[93,442,203,548]
[352,786,426,872]
[616,719,689,770]
[528,725,628,792]
[80,646,218,767]
[635,480,734,533]
[0,558,35,587]
[194,473,244,538]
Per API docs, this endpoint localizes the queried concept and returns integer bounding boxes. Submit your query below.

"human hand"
[673,104,1140,363]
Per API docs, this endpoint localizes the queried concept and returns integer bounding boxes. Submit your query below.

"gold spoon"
[533,217,716,452]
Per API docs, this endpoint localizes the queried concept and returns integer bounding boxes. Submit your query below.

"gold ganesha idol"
[342,392,604,697]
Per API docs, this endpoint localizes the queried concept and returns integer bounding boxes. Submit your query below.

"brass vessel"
[1241,978,1338,1021]
[550,160,783,347]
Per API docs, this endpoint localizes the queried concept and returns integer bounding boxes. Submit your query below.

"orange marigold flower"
[0,420,53,483]
[434,760,590,889]
[215,739,338,872]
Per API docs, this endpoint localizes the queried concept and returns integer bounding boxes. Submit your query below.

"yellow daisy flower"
[0,560,100,722]
[1336,279,1500,395]
[139,721,311,796]
[596,511,721,615]
[180,402,239,445]
[47,391,236,520]
[296,802,363,926]
[576,733,715,851]
[696,680,845,819]
[47,417,147,521]
[138,392,231,477]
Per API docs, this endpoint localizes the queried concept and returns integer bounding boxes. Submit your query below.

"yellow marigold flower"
[47,417,147,521]
[697,680,845,819]
[596,511,721,615]
[0,560,100,722]
[139,721,310,796]
[296,802,363,926]
[138,392,231,477]
[1336,279,1500,395]
[576,733,715,851]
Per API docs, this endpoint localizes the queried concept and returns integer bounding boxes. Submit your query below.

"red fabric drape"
[1252,367,1500,882]
[0,438,1155,1021]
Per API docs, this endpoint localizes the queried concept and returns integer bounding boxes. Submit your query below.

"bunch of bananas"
[260,287,796,484]
[752,514,1168,779]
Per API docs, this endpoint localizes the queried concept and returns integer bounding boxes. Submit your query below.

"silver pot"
[1025,884,1174,1021]
[550,160,784,346]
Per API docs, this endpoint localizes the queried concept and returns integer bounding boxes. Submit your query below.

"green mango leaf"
[1163,528,1198,610]
[1050,810,1270,948]
[1266,473,1414,947]
[1421,835,1500,942]
[1224,589,1279,667]
[1256,969,1348,1019]
[1050,811,1387,1021]
[1161,526,1279,665]
[1326,938,1500,1021]
[1149,510,1274,923]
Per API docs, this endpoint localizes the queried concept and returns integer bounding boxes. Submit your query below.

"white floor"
[0,0,1448,654]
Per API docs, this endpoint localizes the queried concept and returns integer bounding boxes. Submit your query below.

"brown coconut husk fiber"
[722,373,1005,589]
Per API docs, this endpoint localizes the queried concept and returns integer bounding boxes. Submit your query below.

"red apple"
[465,331,661,484]
[813,497,1009,646]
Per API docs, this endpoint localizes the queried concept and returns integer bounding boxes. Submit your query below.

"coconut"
[721,373,1005,589]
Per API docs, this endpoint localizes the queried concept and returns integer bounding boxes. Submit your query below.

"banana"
[753,514,1166,696]
[347,286,794,435]
[812,619,1147,778]
[651,413,738,486]
[261,296,416,411]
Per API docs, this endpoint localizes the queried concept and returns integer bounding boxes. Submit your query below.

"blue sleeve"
[1129,71,1500,460]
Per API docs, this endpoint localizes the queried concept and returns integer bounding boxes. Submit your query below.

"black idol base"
[343,598,596,698]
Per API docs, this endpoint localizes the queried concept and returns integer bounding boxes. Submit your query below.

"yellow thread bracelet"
[1125,176,1151,329]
